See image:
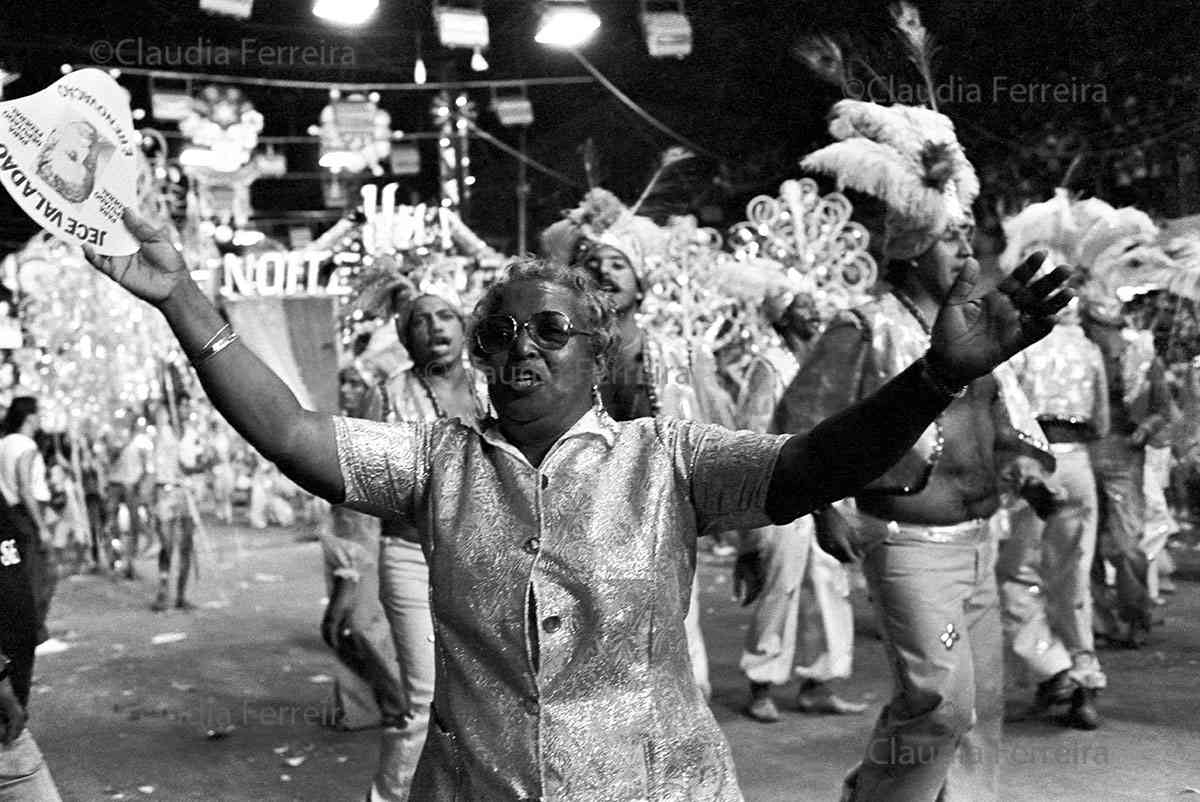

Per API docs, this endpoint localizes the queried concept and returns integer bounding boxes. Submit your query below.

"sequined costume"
[335,408,787,801]
[1000,322,1110,691]
[775,292,1051,802]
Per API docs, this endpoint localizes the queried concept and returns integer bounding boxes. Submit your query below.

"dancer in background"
[148,402,200,611]
[105,412,152,580]
[1075,212,1174,647]
[785,99,1060,802]
[1002,298,1108,729]
[542,187,734,700]
[87,202,1067,801]
[320,359,406,735]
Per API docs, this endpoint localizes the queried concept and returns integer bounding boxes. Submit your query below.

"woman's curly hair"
[467,259,619,369]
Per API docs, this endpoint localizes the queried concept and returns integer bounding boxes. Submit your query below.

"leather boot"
[745,682,780,723]
[1065,687,1101,730]
[1033,669,1074,712]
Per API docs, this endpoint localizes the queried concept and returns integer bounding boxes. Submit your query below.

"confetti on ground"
[169,681,195,692]
[35,638,71,655]
[280,774,291,782]
[273,745,289,754]
[336,756,348,763]
[150,633,188,645]
[254,573,283,583]
[205,725,236,740]
[283,756,306,767]
[201,600,230,609]
[307,674,333,684]
[137,786,155,794]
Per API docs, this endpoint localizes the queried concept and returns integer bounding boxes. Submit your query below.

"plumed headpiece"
[1075,205,1168,325]
[999,188,1079,270]
[1076,206,1159,274]
[540,188,668,284]
[800,99,979,260]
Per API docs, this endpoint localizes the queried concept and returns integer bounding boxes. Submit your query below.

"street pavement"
[25,519,1200,801]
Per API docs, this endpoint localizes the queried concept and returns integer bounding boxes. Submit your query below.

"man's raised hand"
[929,252,1073,387]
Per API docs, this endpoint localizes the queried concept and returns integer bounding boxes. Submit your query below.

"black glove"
[733,550,766,607]
[814,506,861,564]
[1020,478,1064,520]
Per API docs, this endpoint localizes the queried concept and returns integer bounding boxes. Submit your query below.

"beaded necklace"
[415,367,481,421]
[891,287,933,335]
[889,288,948,494]
[639,333,695,419]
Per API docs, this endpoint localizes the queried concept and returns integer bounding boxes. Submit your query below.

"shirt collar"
[472,405,619,455]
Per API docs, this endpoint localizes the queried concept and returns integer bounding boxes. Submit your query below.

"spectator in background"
[105,413,152,580]
[148,402,200,611]
[0,480,63,800]
[0,398,54,645]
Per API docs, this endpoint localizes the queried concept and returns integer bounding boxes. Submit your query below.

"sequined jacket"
[335,409,787,801]
[774,292,1052,495]
[1008,323,1110,437]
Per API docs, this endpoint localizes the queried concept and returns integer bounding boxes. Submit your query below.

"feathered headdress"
[801,99,979,260]
[540,187,668,284]
[999,188,1079,270]
[1073,205,1170,324]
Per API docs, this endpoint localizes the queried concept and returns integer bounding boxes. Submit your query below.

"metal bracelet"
[198,322,232,353]
[193,329,240,367]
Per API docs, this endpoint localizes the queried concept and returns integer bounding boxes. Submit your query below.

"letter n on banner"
[223,296,339,414]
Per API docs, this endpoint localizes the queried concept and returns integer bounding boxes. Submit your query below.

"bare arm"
[14,450,49,541]
[1091,345,1111,439]
[87,211,343,502]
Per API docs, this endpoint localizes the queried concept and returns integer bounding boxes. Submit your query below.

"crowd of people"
[2,22,1200,802]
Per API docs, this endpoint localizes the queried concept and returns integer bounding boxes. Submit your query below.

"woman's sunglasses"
[474,311,594,355]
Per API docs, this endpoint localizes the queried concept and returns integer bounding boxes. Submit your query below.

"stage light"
[491,95,534,126]
[413,57,428,85]
[535,1,600,48]
[313,0,377,26]
[640,1,691,58]
[435,4,490,49]
[471,48,489,71]
[200,0,253,18]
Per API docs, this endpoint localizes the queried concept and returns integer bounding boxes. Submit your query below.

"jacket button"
[542,615,562,633]
[524,537,541,555]
[540,475,549,489]
[524,698,540,715]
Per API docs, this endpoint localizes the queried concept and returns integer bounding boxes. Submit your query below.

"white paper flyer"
[0,69,139,255]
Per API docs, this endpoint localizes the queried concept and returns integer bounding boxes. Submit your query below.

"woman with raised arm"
[86,209,1070,801]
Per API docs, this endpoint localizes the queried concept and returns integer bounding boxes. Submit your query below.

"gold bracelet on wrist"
[193,327,240,367]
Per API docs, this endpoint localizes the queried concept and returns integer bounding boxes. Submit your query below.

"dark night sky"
[1,0,1198,255]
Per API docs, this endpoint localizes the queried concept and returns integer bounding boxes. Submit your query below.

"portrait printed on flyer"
[0,68,139,255]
